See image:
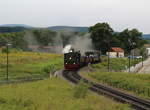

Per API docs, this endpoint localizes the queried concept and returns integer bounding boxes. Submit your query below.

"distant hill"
[48,26,89,32]
[0,27,30,33]
[142,34,150,39]
[0,25,89,33]
[0,24,33,29]
[0,24,33,33]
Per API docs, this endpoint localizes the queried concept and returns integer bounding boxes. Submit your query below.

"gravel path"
[138,57,150,74]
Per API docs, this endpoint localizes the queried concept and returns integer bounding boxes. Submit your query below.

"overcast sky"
[0,0,149,33]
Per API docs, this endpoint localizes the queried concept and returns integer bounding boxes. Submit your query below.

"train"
[64,50,101,70]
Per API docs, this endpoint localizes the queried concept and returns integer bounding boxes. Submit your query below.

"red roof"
[110,47,124,52]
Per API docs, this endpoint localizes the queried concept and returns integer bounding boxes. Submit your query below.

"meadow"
[0,52,63,81]
[0,78,132,110]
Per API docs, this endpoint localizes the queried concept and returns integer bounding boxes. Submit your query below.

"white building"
[146,48,150,56]
[106,47,124,58]
[144,44,150,56]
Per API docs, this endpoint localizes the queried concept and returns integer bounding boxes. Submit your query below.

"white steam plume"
[62,44,72,53]
[23,31,39,51]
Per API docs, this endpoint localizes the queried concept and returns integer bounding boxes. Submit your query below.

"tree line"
[0,29,81,51]
[89,23,147,54]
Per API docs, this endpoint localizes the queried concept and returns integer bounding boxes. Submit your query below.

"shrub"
[73,80,90,98]
[43,64,56,74]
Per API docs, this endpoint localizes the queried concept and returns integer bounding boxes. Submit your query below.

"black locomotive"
[64,50,101,70]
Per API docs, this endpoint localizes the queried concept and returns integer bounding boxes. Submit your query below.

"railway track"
[62,70,150,110]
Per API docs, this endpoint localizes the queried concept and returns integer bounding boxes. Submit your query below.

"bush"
[2,48,9,53]
[1,48,22,53]
[73,80,90,98]
[43,64,56,74]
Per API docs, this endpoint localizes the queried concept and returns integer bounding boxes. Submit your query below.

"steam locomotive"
[64,50,101,70]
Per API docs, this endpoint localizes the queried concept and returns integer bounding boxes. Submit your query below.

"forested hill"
[0,27,30,33]
[0,24,33,28]
[0,25,89,33]
[48,26,89,32]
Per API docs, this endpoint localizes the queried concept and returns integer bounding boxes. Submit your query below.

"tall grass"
[73,80,90,98]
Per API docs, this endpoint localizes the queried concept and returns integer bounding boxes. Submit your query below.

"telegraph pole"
[129,49,131,72]
[6,44,9,80]
[128,38,136,73]
[6,43,11,81]
[107,42,110,72]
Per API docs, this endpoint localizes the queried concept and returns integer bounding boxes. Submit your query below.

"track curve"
[62,70,150,110]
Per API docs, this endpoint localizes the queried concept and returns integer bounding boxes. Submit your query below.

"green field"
[0,78,132,110]
[0,52,63,81]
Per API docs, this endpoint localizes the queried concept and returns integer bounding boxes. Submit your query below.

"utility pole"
[129,50,131,72]
[6,44,8,80]
[142,55,144,67]
[108,43,110,72]
[128,38,132,73]
[128,38,136,73]
[6,43,11,81]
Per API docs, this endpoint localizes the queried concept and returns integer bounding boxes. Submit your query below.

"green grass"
[0,78,132,110]
[92,56,143,72]
[0,52,63,81]
[87,72,150,99]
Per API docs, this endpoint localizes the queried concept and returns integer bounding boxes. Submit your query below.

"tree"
[89,23,114,53]
[0,32,27,50]
[118,28,146,53]
[32,29,56,46]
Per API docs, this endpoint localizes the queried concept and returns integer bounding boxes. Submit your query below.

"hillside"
[0,27,29,33]
[48,26,89,32]
[0,24,33,28]
[0,25,89,33]
[142,34,150,39]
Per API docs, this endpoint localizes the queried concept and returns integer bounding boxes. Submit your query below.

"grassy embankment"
[0,52,63,81]
[80,57,150,99]
[0,52,133,110]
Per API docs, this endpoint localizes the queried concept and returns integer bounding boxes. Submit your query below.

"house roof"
[110,47,124,52]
